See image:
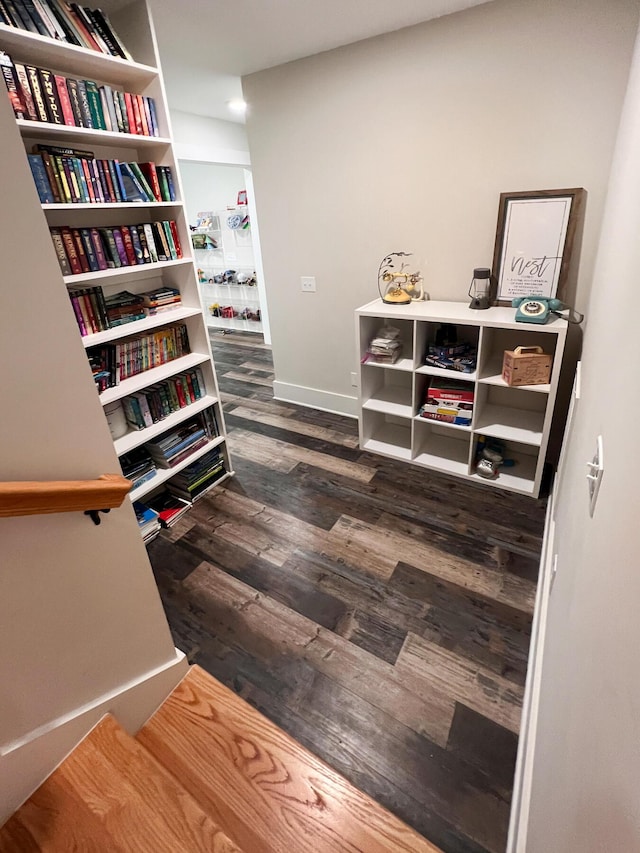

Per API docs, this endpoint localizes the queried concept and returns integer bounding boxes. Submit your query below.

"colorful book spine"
[54,74,75,126]
[27,154,54,202]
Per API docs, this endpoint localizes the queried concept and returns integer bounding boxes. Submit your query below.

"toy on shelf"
[425,323,477,374]
[474,436,516,479]
[378,252,424,304]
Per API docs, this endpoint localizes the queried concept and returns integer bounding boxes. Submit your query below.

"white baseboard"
[0,649,188,826]
[507,495,556,852]
[272,380,358,418]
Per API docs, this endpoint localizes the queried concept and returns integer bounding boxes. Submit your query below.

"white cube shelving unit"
[356,299,569,497]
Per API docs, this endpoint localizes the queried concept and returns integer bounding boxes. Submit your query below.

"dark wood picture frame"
[492,188,585,305]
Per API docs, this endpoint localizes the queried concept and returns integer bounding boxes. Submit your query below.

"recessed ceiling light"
[228,99,247,114]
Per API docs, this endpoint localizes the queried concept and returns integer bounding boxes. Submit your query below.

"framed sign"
[492,188,584,303]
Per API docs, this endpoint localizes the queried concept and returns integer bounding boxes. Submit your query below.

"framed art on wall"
[492,188,584,304]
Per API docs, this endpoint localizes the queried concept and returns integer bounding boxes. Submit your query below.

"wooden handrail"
[0,474,132,518]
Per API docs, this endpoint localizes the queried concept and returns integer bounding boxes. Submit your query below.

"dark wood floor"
[147,331,546,853]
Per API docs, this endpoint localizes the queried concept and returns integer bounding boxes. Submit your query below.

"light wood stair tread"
[0,714,240,853]
[138,664,442,853]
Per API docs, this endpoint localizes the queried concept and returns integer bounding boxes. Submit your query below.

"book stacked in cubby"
[1,50,159,135]
[121,366,206,431]
[120,446,157,491]
[28,145,175,204]
[0,1,132,58]
[133,501,161,543]
[86,322,190,392]
[145,409,219,470]
[51,219,182,276]
[166,447,226,503]
[141,490,190,529]
[68,286,182,336]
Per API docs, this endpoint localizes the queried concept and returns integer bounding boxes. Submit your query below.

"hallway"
[147,331,545,853]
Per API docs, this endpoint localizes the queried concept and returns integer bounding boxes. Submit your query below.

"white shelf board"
[474,405,544,446]
[415,364,477,382]
[44,202,180,212]
[64,258,191,286]
[206,317,263,333]
[0,24,159,85]
[478,358,550,393]
[413,433,471,477]
[81,307,201,348]
[18,119,171,149]
[362,357,414,372]
[356,298,567,333]
[362,386,413,417]
[114,394,218,456]
[129,436,226,502]
[413,415,471,433]
[99,352,210,405]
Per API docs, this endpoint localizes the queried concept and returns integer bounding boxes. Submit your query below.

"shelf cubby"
[361,364,413,417]
[361,410,412,460]
[413,419,472,476]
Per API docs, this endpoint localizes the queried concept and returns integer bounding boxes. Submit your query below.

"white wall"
[523,21,640,853]
[170,108,250,166]
[180,161,248,227]
[0,88,184,821]
[243,0,638,414]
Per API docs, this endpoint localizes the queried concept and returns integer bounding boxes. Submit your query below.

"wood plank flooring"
[147,331,546,853]
[139,666,443,853]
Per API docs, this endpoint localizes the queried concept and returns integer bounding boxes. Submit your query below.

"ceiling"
[149,0,493,123]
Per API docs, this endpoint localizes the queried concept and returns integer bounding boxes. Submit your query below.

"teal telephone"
[512,296,563,324]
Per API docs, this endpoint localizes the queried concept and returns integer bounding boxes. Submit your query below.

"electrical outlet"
[350,372,358,387]
[301,276,316,292]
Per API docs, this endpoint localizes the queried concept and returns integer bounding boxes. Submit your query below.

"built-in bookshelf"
[0,0,233,539]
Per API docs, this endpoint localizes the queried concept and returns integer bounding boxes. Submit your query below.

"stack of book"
[27,145,176,205]
[104,291,145,327]
[119,447,157,491]
[67,285,182,337]
[85,322,190,392]
[142,490,191,528]
[50,219,182,276]
[1,50,159,135]
[120,366,206,431]
[0,1,132,58]
[133,501,161,543]
[142,286,181,315]
[166,447,226,502]
[145,410,218,469]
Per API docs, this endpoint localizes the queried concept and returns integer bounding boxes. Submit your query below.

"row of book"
[86,322,190,391]
[68,285,181,337]
[29,144,176,204]
[145,409,220,471]
[50,219,183,276]
[120,366,207,432]
[0,1,132,59]
[1,50,159,135]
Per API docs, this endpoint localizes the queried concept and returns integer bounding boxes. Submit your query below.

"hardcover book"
[27,154,54,203]
[66,77,85,127]
[37,67,64,125]
[14,62,37,120]
[54,74,75,126]
[76,79,94,128]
